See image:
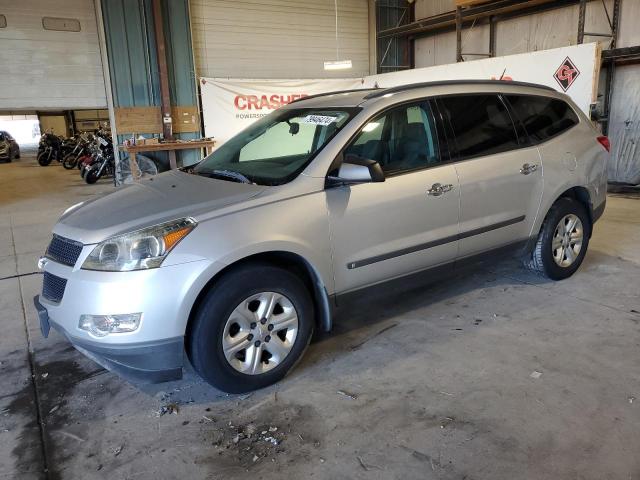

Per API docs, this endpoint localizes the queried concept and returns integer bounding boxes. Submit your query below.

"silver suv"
[34,80,608,393]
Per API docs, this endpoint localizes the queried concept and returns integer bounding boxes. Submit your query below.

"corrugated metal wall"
[412,0,640,184]
[0,0,107,110]
[190,0,371,78]
[101,0,200,170]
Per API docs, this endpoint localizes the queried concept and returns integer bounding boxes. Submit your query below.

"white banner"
[201,43,599,145]
[200,78,364,144]
[364,43,599,115]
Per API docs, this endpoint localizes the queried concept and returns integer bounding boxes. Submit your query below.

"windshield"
[194,107,359,185]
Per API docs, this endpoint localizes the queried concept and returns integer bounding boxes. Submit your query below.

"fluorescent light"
[324,60,352,70]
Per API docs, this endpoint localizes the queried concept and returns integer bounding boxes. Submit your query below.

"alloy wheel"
[552,214,583,267]
[222,292,299,375]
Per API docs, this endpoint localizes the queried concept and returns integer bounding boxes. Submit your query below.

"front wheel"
[188,264,314,393]
[37,150,52,166]
[62,153,77,169]
[85,166,101,184]
[526,197,591,280]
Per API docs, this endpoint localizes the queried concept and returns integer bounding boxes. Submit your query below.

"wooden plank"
[455,0,495,6]
[120,140,216,153]
[171,106,200,133]
[114,106,162,134]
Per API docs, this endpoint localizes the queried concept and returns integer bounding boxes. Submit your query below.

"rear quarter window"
[505,95,579,143]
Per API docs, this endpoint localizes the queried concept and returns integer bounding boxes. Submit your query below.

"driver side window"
[344,101,441,175]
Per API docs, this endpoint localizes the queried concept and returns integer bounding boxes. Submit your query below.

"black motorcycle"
[37,132,63,166]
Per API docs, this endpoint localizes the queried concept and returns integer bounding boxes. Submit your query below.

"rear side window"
[506,95,579,143]
[438,94,520,160]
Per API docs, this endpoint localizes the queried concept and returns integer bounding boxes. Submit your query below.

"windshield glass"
[194,107,359,185]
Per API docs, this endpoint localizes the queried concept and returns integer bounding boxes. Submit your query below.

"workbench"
[119,139,217,180]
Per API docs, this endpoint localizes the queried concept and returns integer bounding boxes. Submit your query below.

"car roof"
[284,79,558,109]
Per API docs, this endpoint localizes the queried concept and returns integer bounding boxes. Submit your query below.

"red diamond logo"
[554,57,580,92]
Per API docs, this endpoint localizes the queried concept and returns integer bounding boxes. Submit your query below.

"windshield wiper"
[199,169,254,184]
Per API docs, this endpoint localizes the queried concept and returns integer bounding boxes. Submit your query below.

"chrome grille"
[42,272,67,303]
[46,234,83,267]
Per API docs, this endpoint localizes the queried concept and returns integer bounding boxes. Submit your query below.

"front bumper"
[34,295,183,383]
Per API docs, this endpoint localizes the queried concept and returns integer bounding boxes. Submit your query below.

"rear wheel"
[188,264,314,393]
[526,197,591,280]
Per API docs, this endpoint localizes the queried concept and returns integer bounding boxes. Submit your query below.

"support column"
[152,0,173,143]
[455,6,463,62]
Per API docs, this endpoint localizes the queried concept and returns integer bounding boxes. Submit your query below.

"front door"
[326,100,460,294]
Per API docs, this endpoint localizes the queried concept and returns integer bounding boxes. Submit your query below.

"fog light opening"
[79,313,142,337]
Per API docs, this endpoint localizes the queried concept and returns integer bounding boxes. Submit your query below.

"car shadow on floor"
[33,256,570,407]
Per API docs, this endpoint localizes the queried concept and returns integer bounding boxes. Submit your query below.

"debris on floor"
[629,396,636,404]
[530,371,543,379]
[357,455,382,471]
[337,390,358,400]
[156,403,180,417]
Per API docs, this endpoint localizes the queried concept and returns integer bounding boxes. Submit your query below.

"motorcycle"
[62,133,92,170]
[37,132,63,166]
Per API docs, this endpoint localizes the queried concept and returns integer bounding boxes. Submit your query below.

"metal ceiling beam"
[378,0,589,40]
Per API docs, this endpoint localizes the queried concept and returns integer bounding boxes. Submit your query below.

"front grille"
[42,272,67,303]
[46,234,83,267]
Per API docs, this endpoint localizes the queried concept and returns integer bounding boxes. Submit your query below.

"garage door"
[190,0,372,79]
[0,0,107,110]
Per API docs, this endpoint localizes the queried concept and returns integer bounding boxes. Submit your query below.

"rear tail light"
[597,136,610,152]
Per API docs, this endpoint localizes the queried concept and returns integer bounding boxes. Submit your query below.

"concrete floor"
[1,154,639,480]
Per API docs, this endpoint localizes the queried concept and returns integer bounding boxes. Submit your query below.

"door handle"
[520,163,538,175]
[427,183,454,196]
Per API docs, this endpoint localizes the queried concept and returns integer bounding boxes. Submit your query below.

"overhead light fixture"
[324,60,353,70]
[324,0,352,71]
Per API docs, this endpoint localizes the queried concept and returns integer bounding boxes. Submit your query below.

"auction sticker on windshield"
[301,115,337,126]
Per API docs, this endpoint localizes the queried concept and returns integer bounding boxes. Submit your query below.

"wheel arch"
[554,186,594,233]
[526,185,594,257]
[185,251,333,350]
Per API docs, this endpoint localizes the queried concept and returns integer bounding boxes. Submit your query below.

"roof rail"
[363,79,556,99]
[288,87,379,104]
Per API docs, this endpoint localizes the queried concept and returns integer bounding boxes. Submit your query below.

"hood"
[54,170,266,244]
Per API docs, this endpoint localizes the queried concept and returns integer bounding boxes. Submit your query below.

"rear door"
[437,94,543,258]
[327,100,460,294]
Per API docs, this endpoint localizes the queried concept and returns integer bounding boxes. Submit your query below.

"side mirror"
[328,154,385,185]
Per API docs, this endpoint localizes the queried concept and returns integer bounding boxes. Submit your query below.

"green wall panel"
[102,0,200,170]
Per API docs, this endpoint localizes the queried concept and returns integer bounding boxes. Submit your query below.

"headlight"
[82,217,196,271]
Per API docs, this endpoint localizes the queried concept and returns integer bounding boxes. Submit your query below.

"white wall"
[412,0,640,183]
[0,0,107,110]
[190,0,372,79]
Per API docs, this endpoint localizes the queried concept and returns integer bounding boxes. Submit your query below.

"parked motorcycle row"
[37,129,158,184]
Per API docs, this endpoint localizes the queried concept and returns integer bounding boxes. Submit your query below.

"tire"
[526,197,591,280]
[15,151,20,159]
[188,264,314,393]
[37,150,52,166]
[85,166,101,184]
[62,153,77,169]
